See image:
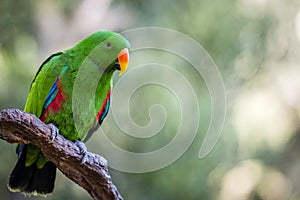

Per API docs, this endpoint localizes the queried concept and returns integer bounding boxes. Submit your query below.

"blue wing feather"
[42,79,59,112]
[100,98,110,122]
[84,93,111,142]
[41,66,68,114]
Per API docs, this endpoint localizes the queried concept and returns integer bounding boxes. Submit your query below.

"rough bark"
[0,109,123,200]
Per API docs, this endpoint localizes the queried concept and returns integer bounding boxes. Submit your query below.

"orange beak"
[117,48,129,76]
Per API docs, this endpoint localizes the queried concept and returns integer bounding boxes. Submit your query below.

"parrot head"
[72,30,130,76]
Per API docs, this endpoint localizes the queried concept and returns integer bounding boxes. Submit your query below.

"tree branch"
[0,109,123,200]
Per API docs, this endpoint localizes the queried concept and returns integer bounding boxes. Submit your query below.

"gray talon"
[74,140,88,164]
[48,123,59,142]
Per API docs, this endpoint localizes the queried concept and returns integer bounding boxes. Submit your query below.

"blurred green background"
[1,0,300,199]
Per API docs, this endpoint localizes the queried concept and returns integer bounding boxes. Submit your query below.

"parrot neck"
[59,61,114,115]
[95,73,114,111]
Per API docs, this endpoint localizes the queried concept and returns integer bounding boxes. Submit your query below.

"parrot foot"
[48,123,59,142]
[74,140,88,164]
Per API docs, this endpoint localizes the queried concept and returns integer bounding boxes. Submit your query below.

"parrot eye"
[106,42,111,48]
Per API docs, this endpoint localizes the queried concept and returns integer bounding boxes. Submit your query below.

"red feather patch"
[40,79,66,122]
[96,91,111,122]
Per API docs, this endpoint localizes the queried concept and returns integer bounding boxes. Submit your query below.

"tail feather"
[8,145,35,192]
[8,145,56,196]
[25,162,56,195]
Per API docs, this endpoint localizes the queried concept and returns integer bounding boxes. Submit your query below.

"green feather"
[23,31,130,174]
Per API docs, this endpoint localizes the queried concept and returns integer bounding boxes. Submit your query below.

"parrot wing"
[24,52,64,118]
[23,52,66,167]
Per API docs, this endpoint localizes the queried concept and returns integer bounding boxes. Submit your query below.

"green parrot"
[8,31,130,196]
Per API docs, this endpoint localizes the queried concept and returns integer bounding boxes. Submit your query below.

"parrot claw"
[74,140,88,164]
[48,123,59,142]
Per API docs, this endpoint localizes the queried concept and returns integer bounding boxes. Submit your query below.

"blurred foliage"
[0,0,35,53]
[0,0,300,200]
